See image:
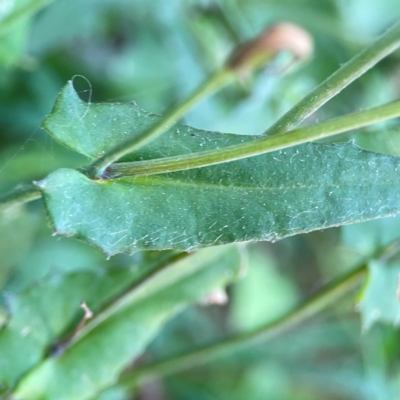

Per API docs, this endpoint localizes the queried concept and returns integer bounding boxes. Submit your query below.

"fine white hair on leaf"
[72,75,93,120]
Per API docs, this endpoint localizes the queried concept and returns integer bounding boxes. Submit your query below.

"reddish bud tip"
[228,22,313,72]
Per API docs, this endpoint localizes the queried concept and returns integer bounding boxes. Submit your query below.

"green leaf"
[0,251,185,390]
[41,81,257,160]
[229,245,297,332]
[354,127,400,157]
[0,266,137,390]
[11,245,242,399]
[95,386,133,400]
[0,18,28,67]
[39,139,400,256]
[359,259,400,331]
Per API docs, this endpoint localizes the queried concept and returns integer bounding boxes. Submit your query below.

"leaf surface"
[12,246,242,400]
[38,140,400,256]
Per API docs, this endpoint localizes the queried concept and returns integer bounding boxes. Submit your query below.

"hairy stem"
[264,19,400,135]
[86,69,234,178]
[116,263,366,388]
[106,99,400,179]
[0,184,42,213]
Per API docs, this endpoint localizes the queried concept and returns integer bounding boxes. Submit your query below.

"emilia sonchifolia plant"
[2,19,400,400]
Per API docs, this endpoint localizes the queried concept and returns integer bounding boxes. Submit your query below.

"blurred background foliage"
[2,0,400,399]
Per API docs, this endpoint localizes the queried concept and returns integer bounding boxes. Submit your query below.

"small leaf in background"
[353,127,400,158]
[39,140,400,256]
[0,140,86,194]
[0,205,38,289]
[12,245,243,400]
[341,214,400,259]
[0,18,29,67]
[359,259,400,331]
[0,0,53,67]
[230,244,297,331]
[5,222,112,292]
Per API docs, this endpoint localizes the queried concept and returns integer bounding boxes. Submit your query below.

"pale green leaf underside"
[359,259,400,331]
[12,246,241,400]
[41,81,258,160]
[39,141,400,256]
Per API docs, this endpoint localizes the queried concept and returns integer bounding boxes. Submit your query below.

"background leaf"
[11,245,243,399]
[41,81,258,160]
[229,244,297,332]
[0,205,38,289]
[0,0,53,67]
[0,259,149,390]
[359,258,400,331]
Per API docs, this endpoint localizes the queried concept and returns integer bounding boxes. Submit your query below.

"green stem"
[264,19,400,136]
[117,263,366,389]
[86,69,235,178]
[106,99,400,179]
[0,184,42,212]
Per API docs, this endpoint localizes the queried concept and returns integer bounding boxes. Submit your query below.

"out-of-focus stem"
[0,184,42,213]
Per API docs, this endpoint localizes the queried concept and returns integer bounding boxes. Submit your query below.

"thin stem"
[117,263,366,389]
[264,19,400,136]
[86,69,235,178]
[106,99,400,179]
[0,184,42,213]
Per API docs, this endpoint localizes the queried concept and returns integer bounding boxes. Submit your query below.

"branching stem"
[106,99,400,179]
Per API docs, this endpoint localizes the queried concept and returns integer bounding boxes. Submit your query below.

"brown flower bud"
[227,22,313,73]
